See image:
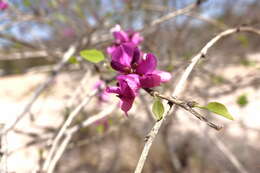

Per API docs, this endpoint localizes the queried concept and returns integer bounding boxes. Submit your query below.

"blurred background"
[0,0,260,172]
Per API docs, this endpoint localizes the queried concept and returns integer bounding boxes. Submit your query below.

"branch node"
[144,135,150,142]
[187,101,198,108]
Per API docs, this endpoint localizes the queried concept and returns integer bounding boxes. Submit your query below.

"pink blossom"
[106,74,140,115]
[136,53,171,88]
[110,45,141,73]
[110,24,143,46]
[106,25,171,115]
[0,1,8,10]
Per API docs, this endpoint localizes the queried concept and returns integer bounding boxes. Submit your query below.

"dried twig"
[145,88,222,130]
[150,3,197,27]
[0,45,77,136]
[46,104,117,173]
[42,89,97,171]
[134,26,260,173]
[208,131,248,173]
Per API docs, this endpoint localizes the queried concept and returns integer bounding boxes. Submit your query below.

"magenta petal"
[140,74,161,88]
[131,47,141,65]
[136,53,157,75]
[113,31,129,43]
[0,1,8,10]
[106,86,120,94]
[111,46,129,67]
[111,43,134,68]
[120,97,135,115]
[107,46,116,55]
[111,61,129,72]
[131,32,143,45]
[117,74,140,94]
[153,70,172,82]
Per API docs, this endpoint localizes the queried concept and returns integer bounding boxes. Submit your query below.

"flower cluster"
[0,1,8,10]
[106,25,171,115]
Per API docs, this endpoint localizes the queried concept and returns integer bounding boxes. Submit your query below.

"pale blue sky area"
[0,0,258,46]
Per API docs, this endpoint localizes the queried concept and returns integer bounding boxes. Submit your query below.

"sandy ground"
[0,53,259,173]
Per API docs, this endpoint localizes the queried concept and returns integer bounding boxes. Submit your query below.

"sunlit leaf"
[152,98,164,120]
[195,102,234,120]
[80,49,104,63]
[69,56,78,64]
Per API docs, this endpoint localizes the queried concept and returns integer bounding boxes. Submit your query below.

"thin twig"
[145,88,222,130]
[42,90,97,171]
[47,104,117,173]
[0,45,77,136]
[134,26,260,173]
[47,134,72,173]
[208,132,248,173]
[150,3,197,27]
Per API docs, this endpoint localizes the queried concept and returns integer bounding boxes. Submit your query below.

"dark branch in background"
[140,0,203,34]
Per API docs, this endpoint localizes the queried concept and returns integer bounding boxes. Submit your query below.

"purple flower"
[107,25,144,73]
[110,45,141,73]
[106,74,140,115]
[136,53,171,88]
[106,25,172,115]
[126,29,143,46]
[0,1,8,10]
[110,24,143,46]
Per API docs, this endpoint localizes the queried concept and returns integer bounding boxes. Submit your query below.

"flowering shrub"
[106,25,171,115]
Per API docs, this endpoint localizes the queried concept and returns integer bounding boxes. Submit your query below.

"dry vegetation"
[0,0,260,173]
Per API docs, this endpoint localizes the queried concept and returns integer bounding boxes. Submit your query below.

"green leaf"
[69,56,78,64]
[196,102,234,120]
[23,0,32,7]
[236,94,248,107]
[80,49,105,63]
[152,98,164,120]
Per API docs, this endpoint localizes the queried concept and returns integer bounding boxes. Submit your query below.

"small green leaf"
[152,98,164,120]
[196,102,234,120]
[69,56,78,64]
[23,0,32,7]
[236,94,248,107]
[80,49,104,63]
